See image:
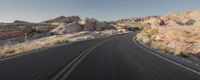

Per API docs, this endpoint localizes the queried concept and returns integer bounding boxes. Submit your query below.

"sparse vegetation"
[116,23,146,31]
[0,32,87,57]
[174,49,184,56]
[136,32,151,44]
[136,26,158,44]
[0,29,127,58]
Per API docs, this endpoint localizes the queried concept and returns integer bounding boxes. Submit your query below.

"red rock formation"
[0,29,32,40]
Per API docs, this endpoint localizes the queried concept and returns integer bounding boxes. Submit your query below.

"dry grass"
[0,32,91,57]
[136,26,158,44]
[0,30,125,58]
[117,23,145,30]
[136,32,151,44]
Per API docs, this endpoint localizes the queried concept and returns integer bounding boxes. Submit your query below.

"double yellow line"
[52,38,111,80]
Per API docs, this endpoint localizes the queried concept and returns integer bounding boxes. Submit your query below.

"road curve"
[0,33,199,80]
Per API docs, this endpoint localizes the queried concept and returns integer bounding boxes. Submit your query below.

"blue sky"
[0,0,199,22]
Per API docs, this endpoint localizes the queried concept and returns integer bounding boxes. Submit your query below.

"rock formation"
[51,22,82,34]
[42,16,80,25]
[137,10,200,55]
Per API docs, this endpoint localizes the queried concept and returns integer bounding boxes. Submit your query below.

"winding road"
[0,33,199,80]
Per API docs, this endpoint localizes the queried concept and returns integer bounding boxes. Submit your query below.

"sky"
[0,0,199,22]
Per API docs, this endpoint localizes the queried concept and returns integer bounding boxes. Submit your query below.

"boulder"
[51,22,82,34]
[80,18,114,31]
[82,18,97,31]
[185,19,195,25]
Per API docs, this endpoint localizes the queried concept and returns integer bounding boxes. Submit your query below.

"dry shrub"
[136,32,151,44]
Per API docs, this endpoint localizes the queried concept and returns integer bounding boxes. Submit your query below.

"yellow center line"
[52,38,112,80]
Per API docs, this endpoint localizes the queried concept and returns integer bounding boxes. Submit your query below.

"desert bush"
[136,32,151,44]
[136,26,159,44]
[0,33,72,57]
[174,49,184,56]
[147,27,158,38]
[133,23,146,30]
[1,47,16,54]
[117,23,146,30]
[159,45,168,52]
[151,42,159,49]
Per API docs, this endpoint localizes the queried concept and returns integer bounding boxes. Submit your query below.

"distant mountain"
[13,20,32,24]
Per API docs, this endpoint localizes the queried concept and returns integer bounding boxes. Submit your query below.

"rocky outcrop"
[50,18,112,34]
[0,15,116,43]
[42,16,80,25]
[0,29,32,40]
[185,19,196,25]
[79,18,97,31]
[137,10,200,55]
[0,22,55,40]
[51,22,82,34]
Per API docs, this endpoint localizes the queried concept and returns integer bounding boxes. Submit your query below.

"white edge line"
[52,38,112,80]
[133,38,200,75]
[0,42,73,62]
[0,52,31,62]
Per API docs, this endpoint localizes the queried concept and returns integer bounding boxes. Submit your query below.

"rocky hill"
[136,10,200,56]
[41,16,81,25]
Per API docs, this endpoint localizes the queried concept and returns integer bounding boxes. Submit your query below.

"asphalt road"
[0,33,199,80]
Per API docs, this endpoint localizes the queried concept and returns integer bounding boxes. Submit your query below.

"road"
[0,33,199,80]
